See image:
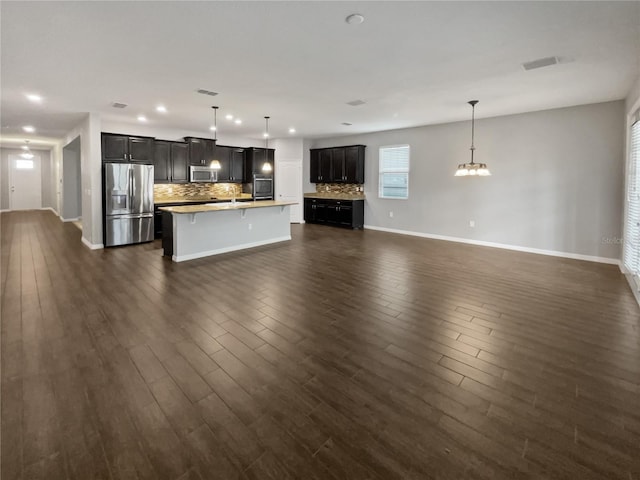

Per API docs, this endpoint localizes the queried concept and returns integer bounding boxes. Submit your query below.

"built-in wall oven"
[248,175,273,200]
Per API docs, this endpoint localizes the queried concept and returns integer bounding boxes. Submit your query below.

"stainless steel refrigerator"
[103,162,154,247]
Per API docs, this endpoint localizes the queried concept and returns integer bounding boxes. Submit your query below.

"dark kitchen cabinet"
[309,145,365,184]
[185,137,216,166]
[304,198,364,229]
[309,149,332,183]
[154,141,188,183]
[245,147,275,178]
[102,133,154,164]
[216,145,245,182]
[329,148,346,182]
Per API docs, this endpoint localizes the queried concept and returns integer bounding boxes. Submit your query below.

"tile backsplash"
[315,183,364,194]
[154,183,243,200]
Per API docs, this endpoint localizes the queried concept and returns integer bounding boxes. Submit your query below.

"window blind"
[624,119,640,275]
[379,145,410,199]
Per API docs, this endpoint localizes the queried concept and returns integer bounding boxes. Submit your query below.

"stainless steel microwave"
[190,165,218,183]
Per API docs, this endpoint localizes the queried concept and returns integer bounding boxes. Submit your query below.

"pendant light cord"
[212,106,218,142]
[265,116,270,149]
[469,100,477,165]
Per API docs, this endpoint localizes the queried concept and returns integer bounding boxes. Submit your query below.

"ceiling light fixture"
[26,94,42,103]
[455,100,491,177]
[210,106,221,170]
[225,114,233,120]
[156,105,167,113]
[137,115,147,122]
[262,116,272,173]
[234,119,242,125]
[20,140,34,159]
[345,13,364,25]
[289,128,296,134]
[22,125,35,133]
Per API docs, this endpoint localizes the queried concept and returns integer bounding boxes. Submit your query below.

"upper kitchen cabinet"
[245,147,275,178]
[310,149,332,183]
[153,141,189,183]
[310,145,365,183]
[102,133,154,164]
[185,137,216,166]
[214,145,245,183]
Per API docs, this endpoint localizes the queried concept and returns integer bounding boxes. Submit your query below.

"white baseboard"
[172,235,291,262]
[44,207,59,216]
[81,236,104,250]
[624,274,640,307]
[0,209,9,213]
[363,224,621,266]
[61,217,81,222]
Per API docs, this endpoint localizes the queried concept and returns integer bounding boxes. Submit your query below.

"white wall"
[0,148,55,211]
[62,137,82,220]
[309,101,624,261]
[63,113,102,248]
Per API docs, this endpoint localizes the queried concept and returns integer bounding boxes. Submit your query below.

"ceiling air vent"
[341,122,353,126]
[522,56,559,71]
[196,89,219,96]
[111,102,128,109]
[346,99,366,106]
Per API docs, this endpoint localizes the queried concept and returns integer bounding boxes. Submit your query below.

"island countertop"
[303,192,365,200]
[158,200,296,214]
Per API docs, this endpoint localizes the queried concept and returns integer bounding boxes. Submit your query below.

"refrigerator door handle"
[107,213,153,220]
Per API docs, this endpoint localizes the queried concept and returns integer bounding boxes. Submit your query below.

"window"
[624,118,640,277]
[379,145,409,199]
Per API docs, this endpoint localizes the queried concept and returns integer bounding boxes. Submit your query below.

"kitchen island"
[159,200,296,262]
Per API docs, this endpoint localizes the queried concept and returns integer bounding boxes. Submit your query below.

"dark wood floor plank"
[3,211,640,480]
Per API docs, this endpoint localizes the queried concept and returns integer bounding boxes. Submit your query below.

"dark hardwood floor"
[2,210,639,479]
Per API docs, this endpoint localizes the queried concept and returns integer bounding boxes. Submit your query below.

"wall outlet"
[389,211,394,218]
[469,220,475,227]
[248,223,252,230]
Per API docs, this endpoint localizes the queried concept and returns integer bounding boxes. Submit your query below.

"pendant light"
[261,116,272,173]
[455,100,491,177]
[209,106,221,170]
[20,140,34,159]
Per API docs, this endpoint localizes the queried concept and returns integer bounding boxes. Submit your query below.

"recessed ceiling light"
[226,114,234,120]
[26,94,42,103]
[345,13,364,25]
[21,145,29,150]
[263,132,269,138]
[23,125,35,133]
[289,128,296,134]
[156,105,167,113]
[234,119,242,125]
[210,126,217,131]
[137,115,147,122]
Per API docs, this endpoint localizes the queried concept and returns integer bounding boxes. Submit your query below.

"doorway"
[62,136,82,222]
[8,154,42,210]
[275,161,302,223]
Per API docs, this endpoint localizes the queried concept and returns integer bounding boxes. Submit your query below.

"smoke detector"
[345,14,364,25]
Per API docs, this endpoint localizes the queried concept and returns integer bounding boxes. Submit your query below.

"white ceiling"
[1,1,639,147]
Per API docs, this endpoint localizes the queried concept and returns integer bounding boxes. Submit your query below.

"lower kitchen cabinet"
[304,198,364,229]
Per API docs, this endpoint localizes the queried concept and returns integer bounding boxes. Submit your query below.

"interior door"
[9,154,42,210]
[275,161,302,223]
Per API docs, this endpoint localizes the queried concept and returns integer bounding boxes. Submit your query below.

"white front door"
[275,161,302,223]
[9,154,42,210]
